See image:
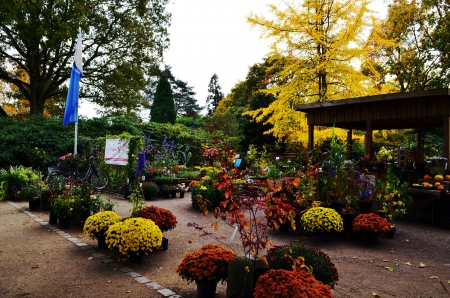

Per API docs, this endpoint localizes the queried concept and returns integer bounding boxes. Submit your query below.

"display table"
[407,179,449,226]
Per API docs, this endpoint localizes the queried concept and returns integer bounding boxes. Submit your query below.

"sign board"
[104,139,129,165]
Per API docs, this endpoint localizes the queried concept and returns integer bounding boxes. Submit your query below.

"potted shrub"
[300,207,343,237]
[176,244,236,298]
[265,241,339,288]
[161,184,177,198]
[105,217,163,263]
[52,194,75,229]
[83,211,122,249]
[142,181,160,200]
[353,213,392,241]
[253,269,334,298]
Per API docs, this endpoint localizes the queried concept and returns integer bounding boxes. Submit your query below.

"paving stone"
[84,249,97,254]
[108,262,123,268]
[158,289,177,296]
[167,295,182,298]
[126,271,142,278]
[118,267,134,273]
[134,276,151,284]
[75,243,88,247]
[91,253,106,258]
[79,246,93,250]
[102,259,115,264]
[145,282,163,290]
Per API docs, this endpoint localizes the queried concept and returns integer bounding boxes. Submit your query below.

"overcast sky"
[79,0,387,118]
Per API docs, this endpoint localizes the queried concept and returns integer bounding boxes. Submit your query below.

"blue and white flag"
[63,28,83,126]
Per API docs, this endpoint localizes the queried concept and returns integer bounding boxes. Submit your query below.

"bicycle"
[47,146,109,191]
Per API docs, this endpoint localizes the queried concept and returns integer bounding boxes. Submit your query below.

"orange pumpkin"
[434,175,444,182]
[424,174,430,180]
[438,185,445,191]
[445,175,450,181]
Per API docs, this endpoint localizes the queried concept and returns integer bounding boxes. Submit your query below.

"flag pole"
[74,121,78,155]
[63,27,83,155]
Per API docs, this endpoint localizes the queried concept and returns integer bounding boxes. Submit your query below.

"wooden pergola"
[294,88,450,162]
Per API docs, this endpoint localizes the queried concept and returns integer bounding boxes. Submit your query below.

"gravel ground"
[1,193,450,298]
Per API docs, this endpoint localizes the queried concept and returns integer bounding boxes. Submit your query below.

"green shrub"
[0,166,40,200]
[142,181,160,199]
[266,241,339,288]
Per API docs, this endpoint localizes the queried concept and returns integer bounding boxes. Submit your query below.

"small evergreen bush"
[266,241,339,288]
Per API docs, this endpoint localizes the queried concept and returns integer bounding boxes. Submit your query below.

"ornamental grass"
[300,207,343,233]
[353,212,392,233]
[253,269,334,298]
[138,206,177,232]
[83,211,122,239]
[176,244,236,283]
[105,217,162,260]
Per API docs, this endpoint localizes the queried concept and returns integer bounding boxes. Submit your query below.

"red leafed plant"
[253,269,334,298]
[176,244,236,283]
[138,206,177,232]
[353,212,392,233]
[265,195,299,231]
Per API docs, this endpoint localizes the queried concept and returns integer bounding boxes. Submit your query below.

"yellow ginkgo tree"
[246,0,398,142]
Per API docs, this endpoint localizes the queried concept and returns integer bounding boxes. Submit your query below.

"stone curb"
[7,201,182,298]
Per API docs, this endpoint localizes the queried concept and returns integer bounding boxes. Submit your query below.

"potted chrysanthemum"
[253,269,334,298]
[353,212,392,241]
[176,244,236,298]
[83,211,122,249]
[300,207,343,238]
[139,206,177,250]
[105,217,162,263]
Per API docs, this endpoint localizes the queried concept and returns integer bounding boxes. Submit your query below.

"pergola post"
[417,128,424,162]
[347,129,352,160]
[308,124,314,153]
[365,120,372,158]
[444,116,450,165]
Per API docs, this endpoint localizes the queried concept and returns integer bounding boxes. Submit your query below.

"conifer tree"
[150,74,176,124]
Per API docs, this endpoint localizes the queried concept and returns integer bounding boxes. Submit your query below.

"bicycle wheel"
[89,169,109,190]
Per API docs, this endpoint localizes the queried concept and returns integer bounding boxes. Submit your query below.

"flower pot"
[71,210,82,226]
[49,207,58,225]
[196,280,217,298]
[179,191,185,198]
[385,225,396,239]
[97,235,108,249]
[161,237,168,250]
[29,197,40,211]
[58,216,72,229]
[128,253,144,264]
[364,232,379,242]
[170,191,177,198]
[357,201,373,214]
[40,199,51,211]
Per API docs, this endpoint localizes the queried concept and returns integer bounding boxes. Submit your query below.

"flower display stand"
[29,198,40,211]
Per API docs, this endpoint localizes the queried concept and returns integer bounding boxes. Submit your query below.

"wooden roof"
[294,88,450,130]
